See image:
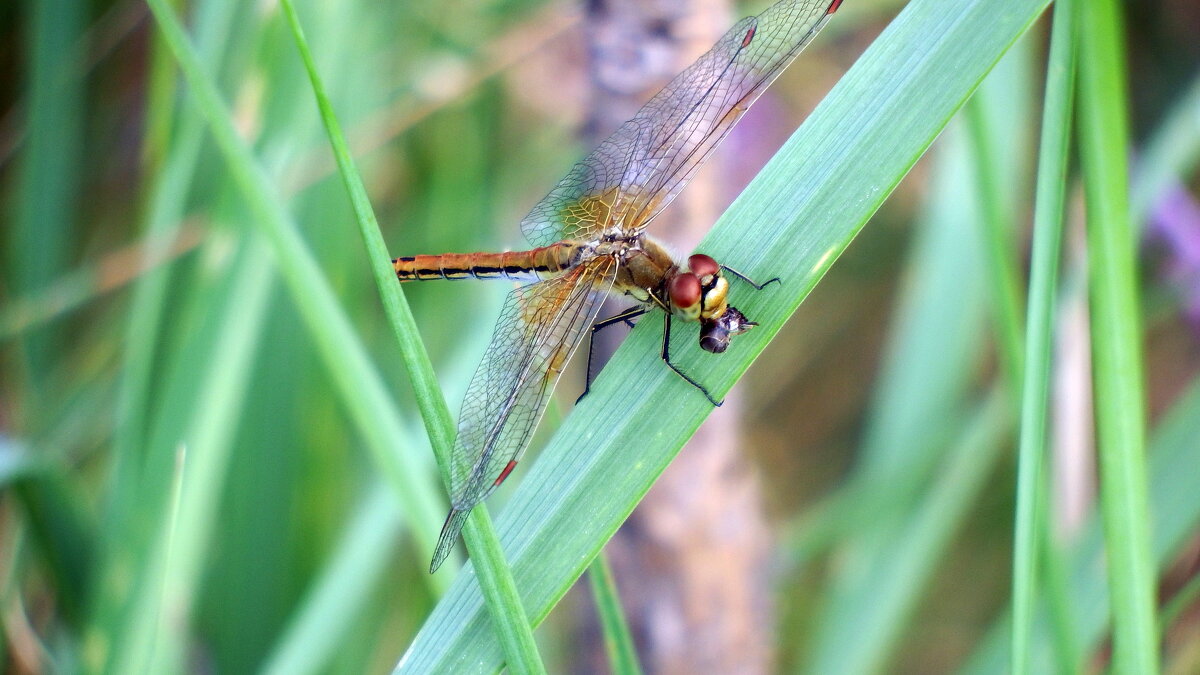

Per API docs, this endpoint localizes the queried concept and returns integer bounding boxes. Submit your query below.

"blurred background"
[2,0,1200,672]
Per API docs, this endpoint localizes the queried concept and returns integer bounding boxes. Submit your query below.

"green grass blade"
[1011,1,1077,672]
[797,34,1032,675]
[111,0,240,473]
[276,1,540,668]
[588,553,643,675]
[964,96,1025,392]
[142,0,447,582]
[398,0,1052,670]
[798,27,1036,652]
[779,121,987,570]
[10,0,85,381]
[808,387,1011,675]
[275,0,453,471]
[262,482,403,675]
[110,239,273,672]
[963,378,1200,673]
[11,470,95,627]
[459,508,546,675]
[1077,1,1159,672]
[111,437,186,675]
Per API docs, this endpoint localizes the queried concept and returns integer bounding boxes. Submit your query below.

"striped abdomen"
[393,242,583,283]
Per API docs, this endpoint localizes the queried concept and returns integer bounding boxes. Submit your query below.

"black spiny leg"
[720,264,781,291]
[576,306,649,404]
[661,312,722,407]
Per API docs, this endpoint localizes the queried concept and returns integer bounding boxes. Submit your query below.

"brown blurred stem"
[576,1,775,673]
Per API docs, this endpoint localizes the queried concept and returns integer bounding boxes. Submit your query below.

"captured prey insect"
[394,0,843,573]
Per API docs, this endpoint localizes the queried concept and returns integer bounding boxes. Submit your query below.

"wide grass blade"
[398,0,1053,670]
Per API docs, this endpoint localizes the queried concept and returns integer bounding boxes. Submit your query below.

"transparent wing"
[520,0,838,247]
[447,255,619,511]
[429,256,618,571]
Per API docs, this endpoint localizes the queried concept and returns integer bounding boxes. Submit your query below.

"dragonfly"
[395,0,842,573]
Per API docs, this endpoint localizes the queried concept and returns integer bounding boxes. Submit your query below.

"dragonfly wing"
[430,508,470,573]
[430,256,618,571]
[447,255,620,511]
[521,0,838,247]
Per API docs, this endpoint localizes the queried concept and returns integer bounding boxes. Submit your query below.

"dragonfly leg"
[720,264,781,291]
[576,306,649,404]
[661,312,723,406]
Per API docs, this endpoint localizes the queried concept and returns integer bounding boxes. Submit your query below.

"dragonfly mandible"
[394,0,843,573]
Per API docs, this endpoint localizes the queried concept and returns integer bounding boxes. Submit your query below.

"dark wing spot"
[741,26,756,48]
[493,460,519,487]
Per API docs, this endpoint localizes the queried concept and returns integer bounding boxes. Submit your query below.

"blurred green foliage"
[1,0,1199,673]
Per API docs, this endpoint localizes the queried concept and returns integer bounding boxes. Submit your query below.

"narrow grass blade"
[780,118,989,579]
[791,35,1032,567]
[963,379,1200,673]
[460,508,546,675]
[262,482,403,675]
[111,442,186,675]
[142,0,447,582]
[964,95,1025,392]
[11,470,95,627]
[588,553,643,675]
[10,0,85,379]
[110,238,273,673]
[113,0,236,458]
[1011,2,1077,673]
[798,38,1033,673]
[276,0,540,668]
[1078,1,1159,672]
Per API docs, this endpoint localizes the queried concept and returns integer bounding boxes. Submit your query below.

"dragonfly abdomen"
[393,243,583,283]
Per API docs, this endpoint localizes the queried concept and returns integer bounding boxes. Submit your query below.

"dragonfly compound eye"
[667,270,700,319]
[668,273,703,314]
[688,254,721,281]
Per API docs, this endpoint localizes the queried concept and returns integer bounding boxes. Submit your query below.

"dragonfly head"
[700,306,756,353]
[667,254,758,353]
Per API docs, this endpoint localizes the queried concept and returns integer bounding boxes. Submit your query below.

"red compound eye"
[668,273,702,308]
[688,254,720,278]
